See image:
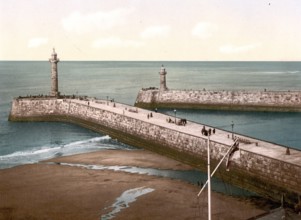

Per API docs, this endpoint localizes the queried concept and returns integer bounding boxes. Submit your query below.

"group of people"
[201,126,215,136]
[166,117,187,126]
[147,112,153,119]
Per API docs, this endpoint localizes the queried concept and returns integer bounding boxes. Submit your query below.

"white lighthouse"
[49,48,60,97]
[159,65,168,91]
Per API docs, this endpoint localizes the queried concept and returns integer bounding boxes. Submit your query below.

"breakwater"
[135,89,301,112]
[9,97,301,205]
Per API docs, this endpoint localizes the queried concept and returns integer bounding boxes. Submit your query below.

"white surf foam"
[258,71,300,75]
[0,135,133,169]
[1,136,111,159]
[63,136,111,148]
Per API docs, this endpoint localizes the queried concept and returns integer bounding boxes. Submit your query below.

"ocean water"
[0,61,301,169]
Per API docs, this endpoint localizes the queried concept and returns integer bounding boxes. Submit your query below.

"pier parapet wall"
[135,89,301,111]
[9,97,301,204]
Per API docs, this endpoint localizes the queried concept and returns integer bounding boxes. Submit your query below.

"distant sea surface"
[1,61,301,169]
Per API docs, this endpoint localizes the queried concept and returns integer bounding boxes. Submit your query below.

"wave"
[287,71,300,74]
[0,135,133,169]
[1,136,111,158]
[63,136,111,148]
[255,71,300,75]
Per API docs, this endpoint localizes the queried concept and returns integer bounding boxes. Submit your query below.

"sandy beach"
[0,149,266,220]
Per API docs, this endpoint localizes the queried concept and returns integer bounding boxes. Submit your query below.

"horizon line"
[1,60,301,62]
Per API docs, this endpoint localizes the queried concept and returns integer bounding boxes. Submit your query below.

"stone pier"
[9,96,301,206]
[135,65,301,112]
[135,89,301,112]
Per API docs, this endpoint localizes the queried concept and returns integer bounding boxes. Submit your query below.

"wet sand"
[0,149,266,220]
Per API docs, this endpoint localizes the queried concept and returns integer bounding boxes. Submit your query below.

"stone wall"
[231,149,301,202]
[9,98,301,204]
[135,89,301,111]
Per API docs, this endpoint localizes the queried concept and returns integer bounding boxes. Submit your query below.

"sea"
[1,61,301,170]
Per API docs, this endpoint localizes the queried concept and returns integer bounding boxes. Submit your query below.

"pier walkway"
[76,98,301,167]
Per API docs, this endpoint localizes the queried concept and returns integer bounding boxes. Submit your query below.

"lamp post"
[174,109,177,124]
[231,121,234,140]
[207,134,211,220]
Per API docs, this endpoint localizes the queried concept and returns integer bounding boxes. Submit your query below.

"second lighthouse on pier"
[49,48,60,97]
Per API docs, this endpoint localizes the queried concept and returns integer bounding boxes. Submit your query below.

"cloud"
[92,37,144,48]
[140,26,170,39]
[62,8,134,34]
[28,38,48,48]
[192,22,218,39]
[219,43,261,54]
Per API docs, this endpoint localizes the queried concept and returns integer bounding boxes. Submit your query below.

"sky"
[1,0,301,61]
